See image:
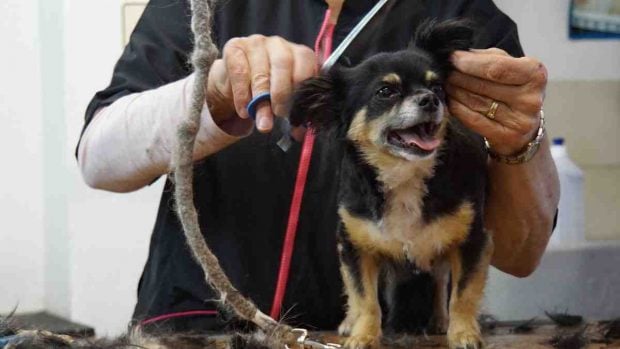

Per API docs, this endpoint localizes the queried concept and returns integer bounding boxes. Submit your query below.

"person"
[77,0,559,332]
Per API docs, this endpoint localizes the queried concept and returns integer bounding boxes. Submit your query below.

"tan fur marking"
[346,109,369,144]
[447,236,494,349]
[344,254,382,348]
[400,202,475,271]
[425,70,438,83]
[340,199,475,272]
[339,207,405,260]
[381,73,401,84]
[338,263,362,336]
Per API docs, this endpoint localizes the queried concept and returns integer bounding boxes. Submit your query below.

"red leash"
[269,9,335,320]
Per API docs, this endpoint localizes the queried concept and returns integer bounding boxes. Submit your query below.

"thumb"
[206,59,236,123]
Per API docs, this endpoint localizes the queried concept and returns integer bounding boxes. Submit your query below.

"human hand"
[206,35,317,135]
[446,49,548,156]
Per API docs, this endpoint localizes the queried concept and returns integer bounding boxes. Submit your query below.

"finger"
[448,98,524,155]
[448,98,499,137]
[290,125,307,142]
[445,84,512,122]
[468,48,509,56]
[208,59,233,99]
[266,37,294,117]
[223,38,252,119]
[206,59,236,122]
[448,71,521,105]
[446,84,538,135]
[451,50,542,85]
[246,35,274,132]
[292,44,318,83]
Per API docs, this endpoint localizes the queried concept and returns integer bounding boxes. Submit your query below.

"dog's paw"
[338,315,357,336]
[447,329,484,349]
[343,334,380,349]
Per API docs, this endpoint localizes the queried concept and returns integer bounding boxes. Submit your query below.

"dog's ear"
[289,73,342,131]
[413,19,475,69]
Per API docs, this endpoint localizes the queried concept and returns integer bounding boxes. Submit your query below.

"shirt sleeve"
[76,0,253,192]
[78,0,194,149]
[78,74,251,192]
[429,0,525,57]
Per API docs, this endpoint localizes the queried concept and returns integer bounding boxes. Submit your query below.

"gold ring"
[486,101,499,120]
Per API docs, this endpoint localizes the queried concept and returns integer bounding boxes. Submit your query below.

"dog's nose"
[418,93,440,112]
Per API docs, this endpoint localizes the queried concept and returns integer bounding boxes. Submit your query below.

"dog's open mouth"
[387,122,441,152]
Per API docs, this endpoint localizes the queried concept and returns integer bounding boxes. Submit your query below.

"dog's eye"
[431,85,445,100]
[376,86,400,99]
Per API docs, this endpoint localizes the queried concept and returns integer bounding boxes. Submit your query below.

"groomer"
[77,0,559,332]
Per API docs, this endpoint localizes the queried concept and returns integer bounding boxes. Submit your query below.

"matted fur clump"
[1,312,281,349]
[0,316,279,349]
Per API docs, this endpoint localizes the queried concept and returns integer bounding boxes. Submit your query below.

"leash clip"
[288,328,342,349]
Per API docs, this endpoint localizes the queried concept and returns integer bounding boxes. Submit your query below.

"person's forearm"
[78,74,251,193]
[486,136,560,277]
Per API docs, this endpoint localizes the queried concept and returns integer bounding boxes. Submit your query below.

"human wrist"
[486,110,546,165]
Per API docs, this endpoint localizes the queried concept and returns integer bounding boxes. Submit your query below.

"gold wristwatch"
[485,110,546,165]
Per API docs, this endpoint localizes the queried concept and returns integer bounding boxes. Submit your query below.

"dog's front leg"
[339,251,382,349]
[446,235,493,349]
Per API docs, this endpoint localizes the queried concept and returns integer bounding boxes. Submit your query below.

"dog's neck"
[353,142,437,192]
[377,156,436,192]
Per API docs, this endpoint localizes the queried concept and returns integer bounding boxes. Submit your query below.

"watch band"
[485,110,546,165]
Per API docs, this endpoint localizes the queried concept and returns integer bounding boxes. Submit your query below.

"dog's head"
[290,19,474,163]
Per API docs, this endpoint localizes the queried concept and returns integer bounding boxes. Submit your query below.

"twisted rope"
[171,0,295,343]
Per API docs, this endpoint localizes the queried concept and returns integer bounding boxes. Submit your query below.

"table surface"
[307,322,620,349]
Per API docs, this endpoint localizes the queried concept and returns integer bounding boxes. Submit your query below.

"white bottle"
[549,137,586,248]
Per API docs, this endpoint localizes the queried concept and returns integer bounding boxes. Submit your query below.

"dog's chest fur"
[380,159,434,239]
[338,127,477,271]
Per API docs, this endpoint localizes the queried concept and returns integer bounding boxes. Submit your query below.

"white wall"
[40,0,71,320]
[494,0,620,80]
[64,0,160,336]
[1,0,158,336]
[0,0,45,314]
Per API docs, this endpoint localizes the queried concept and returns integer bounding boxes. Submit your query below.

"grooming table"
[304,321,620,349]
[8,312,94,338]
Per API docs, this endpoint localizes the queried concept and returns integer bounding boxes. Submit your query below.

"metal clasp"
[286,328,342,349]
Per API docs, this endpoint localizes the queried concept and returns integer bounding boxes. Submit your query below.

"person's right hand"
[206,35,317,134]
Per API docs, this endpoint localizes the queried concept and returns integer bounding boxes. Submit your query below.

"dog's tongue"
[395,128,441,151]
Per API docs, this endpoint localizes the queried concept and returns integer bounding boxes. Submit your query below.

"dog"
[289,20,492,349]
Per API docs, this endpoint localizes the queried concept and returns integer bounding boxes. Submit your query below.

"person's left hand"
[446,48,548,156]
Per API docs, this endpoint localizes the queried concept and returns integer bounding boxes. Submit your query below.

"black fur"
[413,19,476,70]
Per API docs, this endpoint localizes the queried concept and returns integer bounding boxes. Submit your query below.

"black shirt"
[81,0,523,332]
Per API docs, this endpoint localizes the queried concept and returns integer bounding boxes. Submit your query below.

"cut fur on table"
[0,315,279,349]
[545,312,584,328]
[548,329,588,349]
[3,313,620,349]
[511,318,537,334]
[602,318,620,340]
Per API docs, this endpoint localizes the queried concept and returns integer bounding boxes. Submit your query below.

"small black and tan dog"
[290,20,491,349]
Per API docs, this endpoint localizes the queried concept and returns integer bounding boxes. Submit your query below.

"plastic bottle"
[549,137,586,248]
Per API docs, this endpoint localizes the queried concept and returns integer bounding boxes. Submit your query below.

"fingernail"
[257,116,270,131]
